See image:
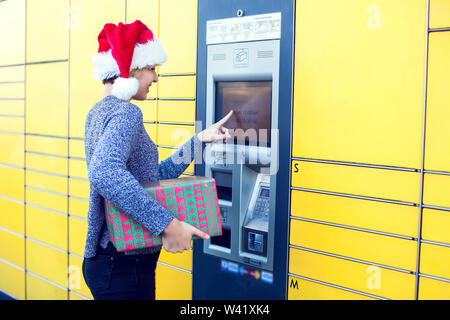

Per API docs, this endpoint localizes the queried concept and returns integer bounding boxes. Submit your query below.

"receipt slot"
[193,0,294,300]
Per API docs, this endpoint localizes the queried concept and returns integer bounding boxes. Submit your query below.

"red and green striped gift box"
[104,176,223,252]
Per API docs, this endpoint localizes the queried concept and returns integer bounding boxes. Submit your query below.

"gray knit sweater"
[83,95,202,258]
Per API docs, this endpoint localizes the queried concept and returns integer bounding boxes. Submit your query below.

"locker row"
[293,12,450,172]
[0,253,193,300]
[1,235,448,301]
[1,195,449,278]
[0,128,198,164]
[291,160,450,208]
[0,0,198,74]
[288,246,450,300]
[0,64,196,98]
[3,0,448,69]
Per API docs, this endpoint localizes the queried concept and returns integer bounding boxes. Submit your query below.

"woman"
[82,20,232,300]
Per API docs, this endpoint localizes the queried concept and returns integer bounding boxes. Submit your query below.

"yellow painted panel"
[158,76,196,99]
[0,83,24,99]
[69,0,124,138]
[291,160,420,203]
[158,147,174,161]
[0,198,24,234]
[69,217,87,257]
[0,261,25,300]
[425,32,450,172]
[0,0,25,65]
[26,239,67,288]
[158,147,194,174]
[69,178,89,199]
[291,190,418,238]
[422,208,450,244]
[0,66,24,82]
[69,159,87,179]
[157,124,194,147]
[26,170,67,195]
[0,229,24,268]
[423,173,450,208]
[68,255,94,299]
[25,187,67,213]
[69,139,85,158]
[0,100,24,116]
[0,165,24,201]
[289,248,415,300]
[69,197,89,218]
[126,0,158,37]
[159,0,197,74]
[69,292,90,300]
[420,242,450,279]
[159,247,192,271]
[158,100,195,123]
[26,273,67,300]
[155,263,192,300]
[26,62,68,136]
[134,99,157,122]
[418,276,450,300]
[25,152,67,176]
[287,276,375,300]
[25,205,67,250]
[26,135,67,157]
[290,219,417,271]
[0,133,24,167]
[429,0,450,29]
[26,0,68,62]
[143,123,157,143]
[0,117,24,132]
[292,0,425,168]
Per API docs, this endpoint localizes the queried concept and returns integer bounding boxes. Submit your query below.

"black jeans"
[82,242,161,300]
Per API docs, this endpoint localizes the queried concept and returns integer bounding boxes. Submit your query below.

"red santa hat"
[92,20,168,100]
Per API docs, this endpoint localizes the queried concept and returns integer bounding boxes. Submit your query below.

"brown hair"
[102,68,146,85]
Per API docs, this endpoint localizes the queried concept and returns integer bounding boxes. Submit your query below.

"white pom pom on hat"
[92,20,168,100]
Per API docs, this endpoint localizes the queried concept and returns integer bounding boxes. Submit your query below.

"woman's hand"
[162,218,210,253]
[197,110,234,143]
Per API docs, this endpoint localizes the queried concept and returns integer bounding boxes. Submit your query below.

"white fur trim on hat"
[130,39,168,71]
[111,77,140,100]
[92,39,168,82]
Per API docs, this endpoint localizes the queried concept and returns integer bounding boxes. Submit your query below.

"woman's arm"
[157,135,202,180]
[88,106,174,237]
[157,110,234,180]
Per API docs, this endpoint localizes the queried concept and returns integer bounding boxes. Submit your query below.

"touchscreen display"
[215,81,272,145]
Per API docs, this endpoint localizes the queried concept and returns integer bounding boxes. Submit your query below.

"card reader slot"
[210,227,231,249]
[212,170,233,201]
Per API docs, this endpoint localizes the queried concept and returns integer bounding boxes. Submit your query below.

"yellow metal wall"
[0,0,196,300]
[289,0,450,300]
[0,0,448,300]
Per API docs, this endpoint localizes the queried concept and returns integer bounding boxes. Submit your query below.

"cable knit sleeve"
[87,105,174,237]
[158,134,203,180]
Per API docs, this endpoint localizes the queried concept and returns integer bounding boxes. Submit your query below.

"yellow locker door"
[69,0,125,138]
[429,0,450,29]
[292,0,426,168]
[26,0,68,63]
[155,263,192,300]
[26,62,68,137]
[0,0,25,66]
[424,31,450,173]
[159,0,197,74]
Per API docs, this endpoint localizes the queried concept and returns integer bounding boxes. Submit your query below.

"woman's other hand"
[197,110,234,143]
[162,218,210,253]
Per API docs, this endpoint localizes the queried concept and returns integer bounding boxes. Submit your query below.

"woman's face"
[132,67,158,100]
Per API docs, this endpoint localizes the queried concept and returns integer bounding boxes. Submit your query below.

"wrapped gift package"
[104,176,223,252]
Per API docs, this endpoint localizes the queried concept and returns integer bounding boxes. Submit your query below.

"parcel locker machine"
[193,0,294,299]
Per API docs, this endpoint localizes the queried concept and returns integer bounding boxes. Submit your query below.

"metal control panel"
[193,0,294,300]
